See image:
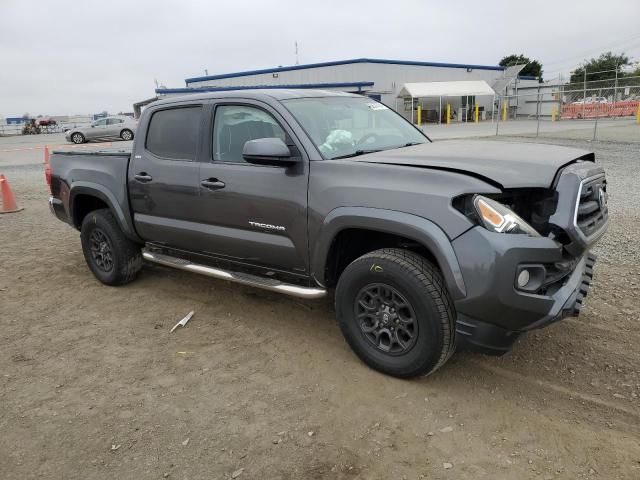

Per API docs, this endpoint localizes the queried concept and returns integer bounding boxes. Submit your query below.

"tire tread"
[338,248,456,377]
[81,209,142,285]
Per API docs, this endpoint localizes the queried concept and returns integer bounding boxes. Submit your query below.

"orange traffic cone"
[0,174,23,214]
[44,145,50,164]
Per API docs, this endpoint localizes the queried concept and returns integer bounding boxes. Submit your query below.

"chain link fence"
[492,77,640,143]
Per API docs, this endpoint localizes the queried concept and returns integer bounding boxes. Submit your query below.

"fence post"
[411,97,415,124]
[495,97,501,136]
[536,85,541,137]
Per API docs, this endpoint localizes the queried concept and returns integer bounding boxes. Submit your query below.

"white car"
[65,116,137,144]
[572,97,609,105]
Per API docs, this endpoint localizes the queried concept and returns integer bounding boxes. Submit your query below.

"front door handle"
[134,173,153,183]
[201,178,226,190]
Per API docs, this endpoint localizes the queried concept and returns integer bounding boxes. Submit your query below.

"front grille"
[575,175,608,239]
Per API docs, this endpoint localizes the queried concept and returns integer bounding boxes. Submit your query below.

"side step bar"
[142,250,327,300]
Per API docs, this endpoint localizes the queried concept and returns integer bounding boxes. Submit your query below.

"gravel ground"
[1,135,639,479]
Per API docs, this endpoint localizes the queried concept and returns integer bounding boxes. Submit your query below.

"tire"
[80,208,142,286]
[335,248,456,378]
[71,132,85,144]
[120,129,133,141]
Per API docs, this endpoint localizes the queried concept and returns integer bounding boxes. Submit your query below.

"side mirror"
[242,137,297,166]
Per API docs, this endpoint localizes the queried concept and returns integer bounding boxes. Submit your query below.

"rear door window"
[146,106,202,160]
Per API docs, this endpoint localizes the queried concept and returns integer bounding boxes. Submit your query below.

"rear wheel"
[335,248,456,378]
[71,132,85,144]
[120,129,133,141]
[80,209,142,285]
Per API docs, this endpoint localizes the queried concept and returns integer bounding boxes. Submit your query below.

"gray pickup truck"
[48,89,609,378]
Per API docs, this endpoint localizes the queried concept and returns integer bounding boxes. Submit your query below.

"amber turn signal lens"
[476,198,504,228]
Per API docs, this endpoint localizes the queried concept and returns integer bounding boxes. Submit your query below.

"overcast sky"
[1,0,639,117]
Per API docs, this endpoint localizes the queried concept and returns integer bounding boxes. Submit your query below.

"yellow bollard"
[502,102,507,122]
[551,105,557,122]
[636,103,640,124]
[417,105,422,125]
[446,104,451,124]
[474,104,479,123]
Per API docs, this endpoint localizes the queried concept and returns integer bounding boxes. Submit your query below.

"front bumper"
[451,226,598,354]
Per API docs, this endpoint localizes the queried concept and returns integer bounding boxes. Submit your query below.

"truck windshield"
[281,96,428,159]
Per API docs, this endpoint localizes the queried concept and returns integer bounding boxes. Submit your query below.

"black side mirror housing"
[242,138,297,166]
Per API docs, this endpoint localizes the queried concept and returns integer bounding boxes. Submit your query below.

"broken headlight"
[473,195,540,237]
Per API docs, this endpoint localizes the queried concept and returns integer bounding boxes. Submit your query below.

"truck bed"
[49,147,137,238]
[51,147,131,157]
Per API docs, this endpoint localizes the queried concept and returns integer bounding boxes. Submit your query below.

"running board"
[142,250,327,299]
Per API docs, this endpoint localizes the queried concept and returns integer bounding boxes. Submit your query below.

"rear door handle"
[134,173,153,183]
[201,179,226,190]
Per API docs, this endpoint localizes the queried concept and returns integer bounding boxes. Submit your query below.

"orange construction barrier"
[0,174,23,214]
[561,100,640,120]
[44,145,50,164]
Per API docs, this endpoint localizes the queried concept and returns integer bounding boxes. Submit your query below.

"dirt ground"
[1,134,639,479]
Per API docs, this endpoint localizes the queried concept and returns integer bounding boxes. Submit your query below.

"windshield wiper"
[331,149,383,160]
[401,142,422,147]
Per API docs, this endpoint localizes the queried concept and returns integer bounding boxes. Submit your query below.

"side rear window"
[146,106,201,160]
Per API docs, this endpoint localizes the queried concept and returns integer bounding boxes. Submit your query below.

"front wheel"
[120,129,133,141]
[80,209,142,285]
[335,248,456,378]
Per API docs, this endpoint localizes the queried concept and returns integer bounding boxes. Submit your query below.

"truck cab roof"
[151,88,361,107]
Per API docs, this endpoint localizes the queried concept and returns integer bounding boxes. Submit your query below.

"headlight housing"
[473,195,540,237]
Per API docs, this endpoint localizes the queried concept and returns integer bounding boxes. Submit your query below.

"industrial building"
[153,57,540,123]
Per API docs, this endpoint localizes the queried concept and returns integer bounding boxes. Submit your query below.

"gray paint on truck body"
[48,89,607,350]
[353,140,594,189]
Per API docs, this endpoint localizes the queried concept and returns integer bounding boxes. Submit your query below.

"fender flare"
[311,207,467,300]
[69,182,141,242]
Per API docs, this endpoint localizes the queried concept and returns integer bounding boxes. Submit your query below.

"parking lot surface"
[1,134,639,479]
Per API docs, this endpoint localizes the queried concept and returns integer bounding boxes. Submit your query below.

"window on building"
[146,106,202,160]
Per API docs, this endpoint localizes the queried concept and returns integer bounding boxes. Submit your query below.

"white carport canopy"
[398,80,497,124]
[398,80,495,98]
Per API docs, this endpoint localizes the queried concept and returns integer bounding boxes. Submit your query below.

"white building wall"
[187,61,508,122]
[189,63,370,89]
[513,83,562,117]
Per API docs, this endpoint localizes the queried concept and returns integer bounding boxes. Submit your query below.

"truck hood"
[353,140,594,188]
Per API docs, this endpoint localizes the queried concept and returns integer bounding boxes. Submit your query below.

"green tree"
[569,52,630,83]
[499,54,543,78]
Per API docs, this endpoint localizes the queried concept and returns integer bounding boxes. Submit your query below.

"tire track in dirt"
[476,361,640,421]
